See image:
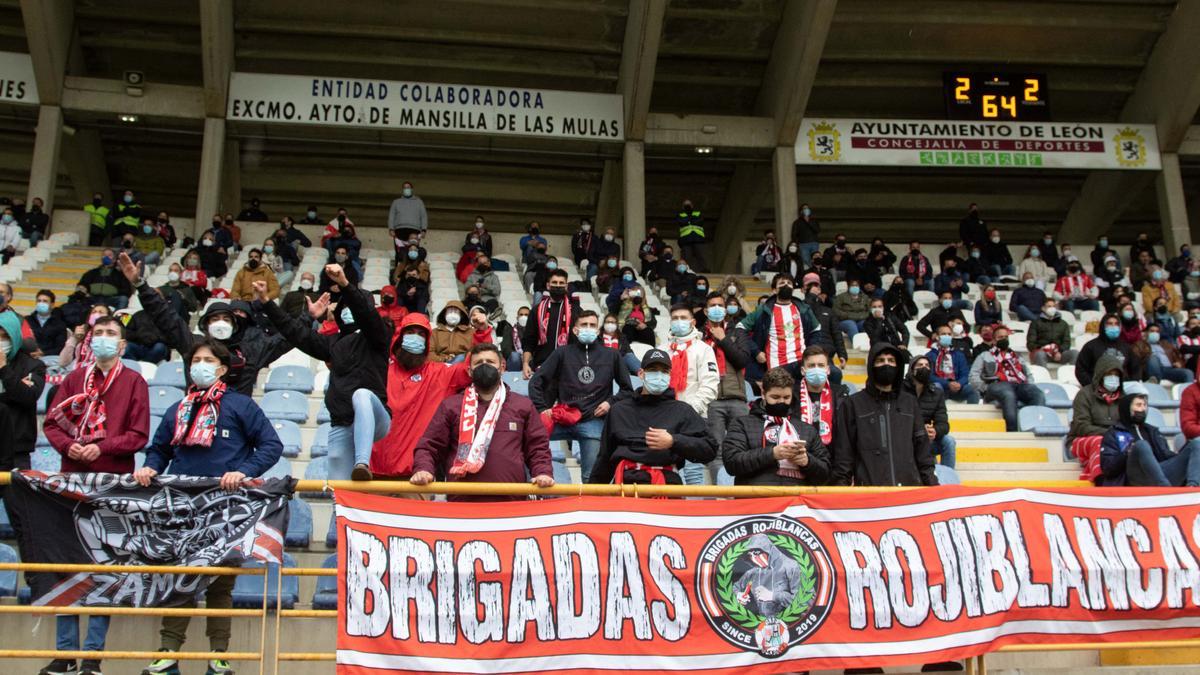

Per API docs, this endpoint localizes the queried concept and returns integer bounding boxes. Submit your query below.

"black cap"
[641,349,671,369]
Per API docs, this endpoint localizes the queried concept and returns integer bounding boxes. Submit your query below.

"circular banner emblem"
[696,516,834,658]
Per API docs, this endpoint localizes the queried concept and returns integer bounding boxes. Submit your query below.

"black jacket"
[0,349,46,468]
[805,296,848,361]
[863,313,909,349]
[882,283,918,321]
[570,230,595,265]
[192,245,228,278]
[959,213,988,248]
[589,388,717,485]
[137,283,292,396]
[529,342,632,420]
[520,298,580,370]
[260,286,390,427]
[25,310,67,355]
[1075,335,1133,388]
[395,277,430,315]
[902,377,950,442]
[833,342,937,486]
[916,305,969,338]
[125,310,167,347]
[982,240,1013,270]
[723,399,830,486]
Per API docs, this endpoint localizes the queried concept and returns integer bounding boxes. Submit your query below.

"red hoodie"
[376,285,407,335]
[1181,382,1200,440]
[370,313,471,477]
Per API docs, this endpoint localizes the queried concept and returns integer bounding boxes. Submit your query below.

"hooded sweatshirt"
[587,386,716,485]
[732,533,801,617]
[371,314,471,477]
[1098,394,1173,487]
[833,342,936,486]
[0,311,45,468]
[1068,352,1124,443]
[430,300,474,363]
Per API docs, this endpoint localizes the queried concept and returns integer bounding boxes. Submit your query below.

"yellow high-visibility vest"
[84,203,110,229]
[678,210,704,238]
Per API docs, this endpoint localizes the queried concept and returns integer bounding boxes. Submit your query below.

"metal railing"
[0,476,1194,675]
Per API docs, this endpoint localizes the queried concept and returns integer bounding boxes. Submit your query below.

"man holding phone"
[722,367,830,486]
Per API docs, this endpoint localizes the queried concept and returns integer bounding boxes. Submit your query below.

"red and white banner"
[335,487,1200,674]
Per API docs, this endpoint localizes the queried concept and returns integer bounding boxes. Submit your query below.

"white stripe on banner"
[337,489,1200,532]
[339,616,1200,673]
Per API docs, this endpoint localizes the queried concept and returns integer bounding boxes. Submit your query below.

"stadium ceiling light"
[118,114,139,123]
[694,146,713,155]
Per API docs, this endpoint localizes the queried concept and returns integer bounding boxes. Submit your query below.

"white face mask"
[951,324,964,336]
[604,322,618,333]
[726,285,737,295]
[445,311,462,327]
[517,315,528,328]
[207,319,234,341]
[167,271,180,283]
[300,279,313,290]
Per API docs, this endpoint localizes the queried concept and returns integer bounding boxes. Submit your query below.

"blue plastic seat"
[148,386,185,417]
[0,543,16,597]
[1036,382,1072,410]
[149,361,187,388]
[309,423,331,458]
[301,457,330,499]
[501,372,523,387]
[120,358,142,374]
[272,421,302,458]
[311,554,337,610]
[935,464,961,485]
[264,366,315,394]
[844,382,859,395]
[285,498,312,548]
[34,433,50,449]
[508,377,529,396]
[231,553,298,609]
[36,386,50,415]
[146,416,163,449]
[261,391,309,423]
[0,500,14,539]
[262,458,292,481]
[30,448,61,473]
[326,510,338,548]
[1143,382,1180,410]
[1017,405,1069,436]
[1147,406,1181,438]
[316,402,330,424]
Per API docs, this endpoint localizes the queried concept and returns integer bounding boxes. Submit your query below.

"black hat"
[641,349,671,369]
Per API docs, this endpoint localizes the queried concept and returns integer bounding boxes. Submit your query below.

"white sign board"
[0,51,38,105]
[227,72,623,142]
[796,118,1161,170]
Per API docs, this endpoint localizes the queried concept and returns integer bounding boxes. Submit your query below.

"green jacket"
[1067,352,1123,443]
[832,291,871,322]
[1027,314,1071,352]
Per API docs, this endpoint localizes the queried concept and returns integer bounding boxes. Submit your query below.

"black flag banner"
[7,471,294,607]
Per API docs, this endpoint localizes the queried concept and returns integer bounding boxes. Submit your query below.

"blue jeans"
[837,319,864,338]
[945,383,981,404]
[143,251,161,266]
[949,298,971,310]
[904,278,934,295]
[984,381,1045,431]
[703,399,743,486]
[988,264,1017,278]
[1014,305,1040,322]
[326,389,391,479]
[506,351,524,372]
[1147,358,1195,383]
[936,434,956,468]
[623,352,642,376]
[123,341,168,363]
[1127,439,1200,487]
[798,242,819,268]
[1061,298,1099,312]
[93,295,128,310]
[550,418,604,484]
[56,614,110,652]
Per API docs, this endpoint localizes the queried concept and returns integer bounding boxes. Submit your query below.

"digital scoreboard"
[943,72,1050,121]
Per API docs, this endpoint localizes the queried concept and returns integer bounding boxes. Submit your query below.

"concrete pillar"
[220,138,240,219]
[60,128,111,206]
[1156,152,1191,254]
[595,159,622,232]
[27,105,63,211]
[622,141,645,247]
[772,145,798,242]
[195,117,226,235]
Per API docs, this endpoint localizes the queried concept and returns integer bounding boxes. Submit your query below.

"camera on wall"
[124,70,144,97]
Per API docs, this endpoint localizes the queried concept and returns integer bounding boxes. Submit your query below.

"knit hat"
[0,310,22,360]
[802,272,820,287]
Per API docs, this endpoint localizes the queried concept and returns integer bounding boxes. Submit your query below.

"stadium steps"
[9,246,107,313]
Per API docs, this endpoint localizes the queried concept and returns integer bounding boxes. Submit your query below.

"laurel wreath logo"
[716,534,818,631]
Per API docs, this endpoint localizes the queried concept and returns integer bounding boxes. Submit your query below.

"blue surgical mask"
[643,371,671,395]
[546,261,558,271]
[1104,325,1120,340]
[849,286,860,296]
[1102,374,1121,392]
[35,301,49,315]
[623,273,633,282]
[804,368,827,389]
[1148,332,1161,344]
[123,194,133,204]
[90,335,119,359]
[801,207,811,217]
[142,225,153,234]
[1030,249,1040,258]
[938,334,952,347]
[1099,238,1108,249]
[0,214,11,224]
[1153,270,1165,281]
[670,319,692,337]
[576,328,598,345]
[941,299,952,310]
[1121,310,1135,320]
[970,250,981,259]
[340,307,355,325]
[676,264,687,274]
[408,248,419,260]
[706,306,726,323]
[402,187,413,198]
[190,361,220,388]
[401,334,426,354]
[607,259,617,268]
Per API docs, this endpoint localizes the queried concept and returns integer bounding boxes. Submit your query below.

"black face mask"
[663,253,673,261]
[337,214,346,223]
[548,287,567,299]
[763,401,791,417]
[776,285,794,301]
[248,259,261,270]
[122,240,133,249]
[471,363,501,391]
[1131,410,1147,425]
[912,368,931,383]
[381,296,394,305]
[996,338,1010,351]
[874,364,898,386]
[476,264,490,273]
[92,198,102,206]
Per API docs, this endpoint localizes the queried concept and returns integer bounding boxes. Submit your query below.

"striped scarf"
[450,384,507,477]
[49,361,124,443]
[171,381,227,448]
[992,348,1026,383]
[536,298,571,348]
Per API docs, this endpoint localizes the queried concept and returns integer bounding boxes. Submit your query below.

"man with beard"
[411,343,553,500]
[737,273,821,378]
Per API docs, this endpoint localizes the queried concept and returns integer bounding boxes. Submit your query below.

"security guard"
[110,189,141,243]
[676,198,707,272]
[84,192,110,246]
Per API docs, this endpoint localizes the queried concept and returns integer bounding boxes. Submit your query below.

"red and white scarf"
[702,325,728,376]
[1055,274,1093,299]
[933,348,956,379]
[767,303,805,368]
[903,253,927,278]
[474,325,494,345]
[992,348,1027,383]
[450,384,507,477]
[171,381,227,448]
[763,416,804,479]
[602,332,620,349]
[181,268,204,285]
[48,361,124,443]
[668,338,692,397]
[73,330,96,371]
[536,297,572,348]
[797,379,833,445]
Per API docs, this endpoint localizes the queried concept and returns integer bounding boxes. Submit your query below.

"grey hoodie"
[734,533,801,617]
